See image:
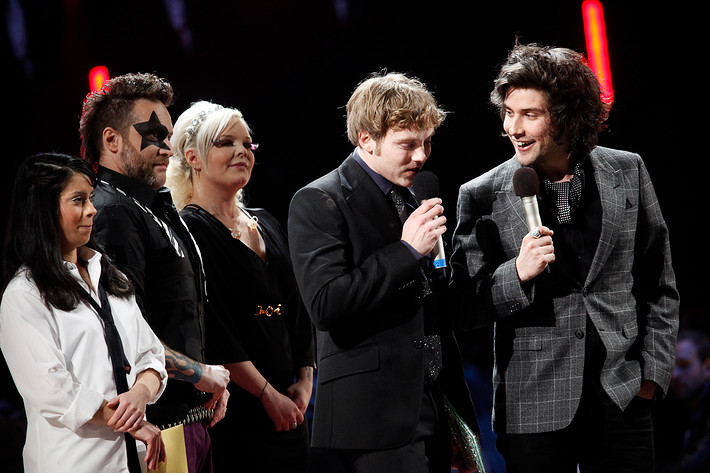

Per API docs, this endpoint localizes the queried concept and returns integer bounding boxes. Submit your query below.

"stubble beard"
[119,141,159,189]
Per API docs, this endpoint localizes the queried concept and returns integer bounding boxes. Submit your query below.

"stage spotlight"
[582,0,614,104]
[89,66,109,93]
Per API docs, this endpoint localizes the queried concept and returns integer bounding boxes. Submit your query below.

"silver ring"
[291,422,298,429]
[529,228,541,238]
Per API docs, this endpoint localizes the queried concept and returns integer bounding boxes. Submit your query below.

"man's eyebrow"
[505,105,547,114]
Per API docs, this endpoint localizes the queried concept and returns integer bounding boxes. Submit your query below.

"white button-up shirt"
[0,249,167,473]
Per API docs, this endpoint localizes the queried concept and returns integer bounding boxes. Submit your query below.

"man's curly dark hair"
[490,42,611,160]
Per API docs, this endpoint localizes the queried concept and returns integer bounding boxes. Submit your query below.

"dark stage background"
[1,1,704,471]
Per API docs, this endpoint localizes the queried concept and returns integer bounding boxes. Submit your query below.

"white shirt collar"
[62,247,103,296]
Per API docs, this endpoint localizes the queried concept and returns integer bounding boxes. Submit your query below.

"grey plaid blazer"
[450,146,679,434]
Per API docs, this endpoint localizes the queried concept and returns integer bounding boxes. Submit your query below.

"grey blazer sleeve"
[623,153,679,395]
[450,160,533,329]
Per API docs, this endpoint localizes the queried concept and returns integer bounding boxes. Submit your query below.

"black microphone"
[413,170,446,270]
[513,167,542,234]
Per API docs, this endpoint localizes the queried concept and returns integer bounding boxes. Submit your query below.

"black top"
[538,158,602,291]
[179,203,313,470]
[179,204,314,395]
[92,166,207,425]
[538,158,607,399]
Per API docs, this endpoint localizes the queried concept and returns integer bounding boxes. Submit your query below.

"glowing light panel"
[582,0,614,104]
[89,66,109,92]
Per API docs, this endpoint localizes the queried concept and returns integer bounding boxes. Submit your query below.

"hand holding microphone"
[411,171,447,270]
[513,167,554,282]
[401,197,446,259]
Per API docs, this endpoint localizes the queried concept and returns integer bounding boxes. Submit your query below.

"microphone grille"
[513,167,539,197]
[412,171,439,201]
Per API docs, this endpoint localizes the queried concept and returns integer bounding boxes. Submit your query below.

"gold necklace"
[229,210,259,240]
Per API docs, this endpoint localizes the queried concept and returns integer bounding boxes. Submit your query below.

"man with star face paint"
[450,42,679,472]
[79,72,230,473]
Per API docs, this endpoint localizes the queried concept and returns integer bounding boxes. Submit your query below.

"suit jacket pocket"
[318,345,380,384]
[622,321,638,339]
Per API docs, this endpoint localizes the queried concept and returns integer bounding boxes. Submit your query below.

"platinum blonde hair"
[167,100,251,209]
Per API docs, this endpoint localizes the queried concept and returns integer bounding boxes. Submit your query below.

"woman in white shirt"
[0,153,168,472]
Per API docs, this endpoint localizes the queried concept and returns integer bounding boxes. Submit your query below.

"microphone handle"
[432,236,446,269]
[521,196,542,232]
[420,196,447,269]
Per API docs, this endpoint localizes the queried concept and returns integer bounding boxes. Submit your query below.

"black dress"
[180,204,314,473]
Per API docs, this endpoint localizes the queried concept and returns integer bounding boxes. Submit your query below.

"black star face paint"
[133,111,170,151]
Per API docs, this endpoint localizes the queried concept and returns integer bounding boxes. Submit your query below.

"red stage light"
[582,0,614,104]
[89,66,109,93]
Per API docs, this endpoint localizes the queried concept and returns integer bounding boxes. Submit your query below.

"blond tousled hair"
[346,72,446,146]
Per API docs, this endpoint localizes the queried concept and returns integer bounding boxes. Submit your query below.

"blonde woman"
[166,101,314,472]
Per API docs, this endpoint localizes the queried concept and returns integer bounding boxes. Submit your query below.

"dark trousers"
[497,387,655,473]
[337,387,450,473]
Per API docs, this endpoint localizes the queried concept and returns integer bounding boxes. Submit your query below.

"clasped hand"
[107,385,165,471]
[261,381,307,432]
[195,363,231,427]
[107,383,153,432]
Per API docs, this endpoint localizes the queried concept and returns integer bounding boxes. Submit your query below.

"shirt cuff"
[58,384,105,432]
[400,241,423,261]
[134,360,169,405]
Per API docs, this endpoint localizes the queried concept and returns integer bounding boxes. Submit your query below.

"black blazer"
[288,152,476,450]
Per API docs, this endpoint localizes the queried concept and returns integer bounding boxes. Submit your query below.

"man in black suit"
[288,71,477,473]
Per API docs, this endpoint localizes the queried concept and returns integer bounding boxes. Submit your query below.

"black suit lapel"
[339,156,402,244]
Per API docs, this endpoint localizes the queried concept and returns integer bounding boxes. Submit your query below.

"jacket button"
[575,330,584,339]
[414,340,423,349]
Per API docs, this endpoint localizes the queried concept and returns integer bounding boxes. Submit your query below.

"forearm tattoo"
[163,344,203,384]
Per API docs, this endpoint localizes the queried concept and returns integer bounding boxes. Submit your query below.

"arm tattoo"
[163,343,203,384]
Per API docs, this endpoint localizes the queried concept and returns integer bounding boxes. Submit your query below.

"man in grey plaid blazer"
[450,43,679,472]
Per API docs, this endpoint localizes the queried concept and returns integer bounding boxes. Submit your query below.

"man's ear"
[102,127,122,154]
[358,130,375,155]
